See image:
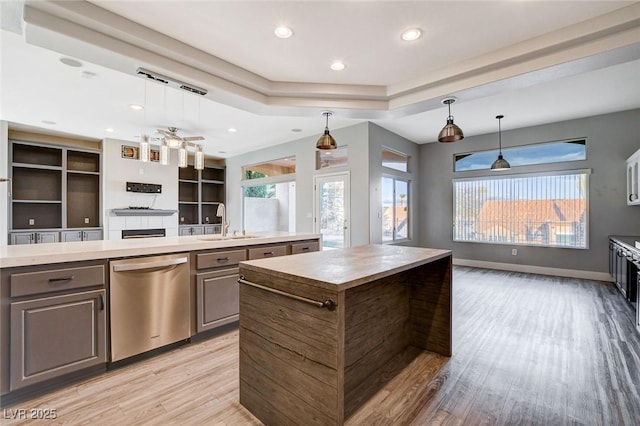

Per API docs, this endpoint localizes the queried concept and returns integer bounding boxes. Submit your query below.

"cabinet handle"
[217,257,230,262]
[302,247,310,251]
[630,194,638,201]
[263,251,274,256]
[99,294,105,311]
[48,276,75,283]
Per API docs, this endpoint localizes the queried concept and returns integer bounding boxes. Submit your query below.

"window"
[453,170,589,248]
[243,156,295,178]
[382,177,410,242]
[317,146,348,169]
[243,182,296,233]
[454,139,586,172]
[382,148,409,172]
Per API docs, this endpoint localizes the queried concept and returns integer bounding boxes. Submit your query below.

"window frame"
[452,169,590,249]
[382,146,410,173]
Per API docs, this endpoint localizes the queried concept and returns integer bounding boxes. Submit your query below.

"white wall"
[102,138,179,239]
[0,121,8,246]
[226,123,370,245]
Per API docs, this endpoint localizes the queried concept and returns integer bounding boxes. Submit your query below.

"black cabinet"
[609,237,639,312]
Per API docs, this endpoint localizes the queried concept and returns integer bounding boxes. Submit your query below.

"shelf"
[112,209,178,217]
[12,162,63,171]
[67,150,100,173]
[202,167,224,181]
[67,170,100,176]
[13,199,62,204]
[68,173,100,228]
[178,164,225,226]
[201,179,224,185]
[12,143,62,167]
[12,168,62,201]
[179,167,198,181]
[179,179,198,184]
[179,201,199,205]
[12,203,62,229]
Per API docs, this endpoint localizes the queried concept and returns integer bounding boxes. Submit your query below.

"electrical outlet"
[180,217,184,222]
[205,216,209,223]
[84,217,90,224]
[512,248,517,256]
[29,218,35,226]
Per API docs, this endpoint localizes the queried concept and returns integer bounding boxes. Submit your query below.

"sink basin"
[198,235,259,241]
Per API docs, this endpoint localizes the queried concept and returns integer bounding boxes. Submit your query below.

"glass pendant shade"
[160,140,170,165]
[490,115,511,171]
[438,98,464,143]
[316,111,337,150]
[139,134,150,162]
[178,142,187,168]
[195,147,204,170]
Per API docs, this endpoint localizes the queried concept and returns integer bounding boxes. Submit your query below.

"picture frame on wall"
[121,145,139,159]
[150,149,160,162]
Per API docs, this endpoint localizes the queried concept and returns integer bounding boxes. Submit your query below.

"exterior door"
[314,173,350,249]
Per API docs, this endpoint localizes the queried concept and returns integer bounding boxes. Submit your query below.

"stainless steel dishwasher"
[109,253,190,362]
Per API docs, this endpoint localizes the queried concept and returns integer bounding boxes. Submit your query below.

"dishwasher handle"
[112,257,188,272]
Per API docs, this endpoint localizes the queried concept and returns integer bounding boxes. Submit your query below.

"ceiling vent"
[136,67,208,96]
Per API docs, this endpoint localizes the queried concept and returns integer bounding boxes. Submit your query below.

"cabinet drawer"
[196,268,239,333]
[290,240,320,255]
[10,265,106,297]
[248,244,288,260]
[196,249,247,270]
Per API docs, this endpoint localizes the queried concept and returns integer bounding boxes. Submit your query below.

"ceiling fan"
[156,126,204,147]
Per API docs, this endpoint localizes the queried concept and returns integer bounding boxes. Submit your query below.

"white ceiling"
[1,1,640,158]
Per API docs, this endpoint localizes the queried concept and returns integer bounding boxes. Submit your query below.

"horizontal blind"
[453,171,588,248]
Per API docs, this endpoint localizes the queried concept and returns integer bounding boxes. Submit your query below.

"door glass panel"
[395,180,409,239]
[315,174,350,249]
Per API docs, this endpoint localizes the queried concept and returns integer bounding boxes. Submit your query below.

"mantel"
[111,209,178,217]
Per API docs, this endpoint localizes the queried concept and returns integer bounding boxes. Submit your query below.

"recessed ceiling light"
[41,120,56,125]
[81,71,97,79]
[105,128,115,133]
[330,61,346,71]
[291,128,302,133]
[60,57,82,67]
[129,104,144,111]
[401,28,422,41]
[274,26,293,38]
[227,128,237,133]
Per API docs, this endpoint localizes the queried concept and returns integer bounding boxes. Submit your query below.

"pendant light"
[160,139,170,165]
[437,97,464,143]
[178,141,188,168]
[195,146,204,170]
[316,111,337,150]
[490,115,511,171]
[139,134,150,162]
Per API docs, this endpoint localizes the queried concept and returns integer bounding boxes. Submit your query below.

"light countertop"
[240,244,452,290]
[0,232,321,269]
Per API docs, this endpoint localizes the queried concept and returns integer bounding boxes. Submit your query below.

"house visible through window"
[453,170,589,248]
[382,177,409,242]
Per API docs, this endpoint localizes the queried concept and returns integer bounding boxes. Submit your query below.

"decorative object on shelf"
[316,111,337,150]
[490,115,511,171]
[437,97,464,143]
[121,145,139,159]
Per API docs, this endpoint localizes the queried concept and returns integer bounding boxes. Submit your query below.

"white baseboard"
[453,258,612,282]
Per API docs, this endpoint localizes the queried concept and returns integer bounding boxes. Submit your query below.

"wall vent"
[136,67,208,96]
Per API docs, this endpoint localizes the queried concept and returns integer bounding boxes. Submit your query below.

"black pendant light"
[490,115,511,171]
[316,111,337,150]
[437,97,464,143]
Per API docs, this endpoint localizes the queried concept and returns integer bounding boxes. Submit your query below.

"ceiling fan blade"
[183,136,205,142]
[156,129,171,136]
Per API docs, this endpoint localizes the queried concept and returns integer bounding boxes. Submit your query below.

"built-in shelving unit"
[178,163,225,235]
[8,140,102,244]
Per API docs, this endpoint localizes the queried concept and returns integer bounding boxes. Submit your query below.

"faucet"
[216,203,228,236]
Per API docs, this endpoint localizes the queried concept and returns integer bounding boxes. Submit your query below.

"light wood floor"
[3,267,640,425]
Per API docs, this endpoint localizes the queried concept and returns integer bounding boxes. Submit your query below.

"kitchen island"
[238,244,452,425]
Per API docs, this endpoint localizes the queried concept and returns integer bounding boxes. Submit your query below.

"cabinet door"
[196,268,239,333]
[37,232,59,244]
[61,230,83,242]
[83,229,103,241]
[204,225,221,235]
[179,227,192,236]
[10,289,106,391]
[10,233,35,245]
[191,226,204,235]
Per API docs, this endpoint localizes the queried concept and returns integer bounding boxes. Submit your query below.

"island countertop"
[0,232,321,268]
[240,244,451,291]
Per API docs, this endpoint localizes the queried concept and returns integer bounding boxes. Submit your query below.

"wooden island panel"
[239,245,452,426]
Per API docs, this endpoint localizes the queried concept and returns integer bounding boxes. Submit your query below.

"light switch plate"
[28,218,35,225]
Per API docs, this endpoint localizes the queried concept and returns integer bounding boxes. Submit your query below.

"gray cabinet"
[179,226,204,236]
[179,164,225,236]
[1,260,107,394]
[9,140,102,244]
[10,289,106,391]
[196,269,240,333]
[61,229,103,242]
[10,231,60,245]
